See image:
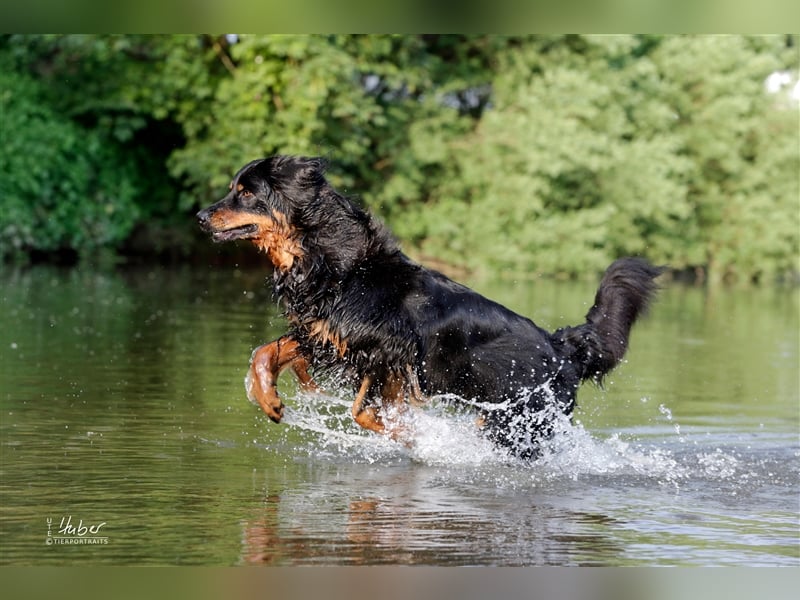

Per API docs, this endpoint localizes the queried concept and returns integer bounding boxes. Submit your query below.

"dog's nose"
[196,208,210,229]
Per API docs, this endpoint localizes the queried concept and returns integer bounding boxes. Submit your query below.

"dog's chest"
[286,312,348,360]
[305,319,348,357]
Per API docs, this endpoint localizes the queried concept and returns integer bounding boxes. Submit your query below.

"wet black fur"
[198,155,664,459]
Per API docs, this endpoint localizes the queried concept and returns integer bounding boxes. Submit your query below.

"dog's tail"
[556,258,665,383]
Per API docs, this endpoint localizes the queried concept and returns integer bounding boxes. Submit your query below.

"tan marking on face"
[236,183,244,192]
[252,211,303,271]
[308,319,348,357]
[208,208,303,271]
[208,207,257,233]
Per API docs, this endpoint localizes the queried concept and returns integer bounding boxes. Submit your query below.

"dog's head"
[199,155,394,276]
[197,156,328,270]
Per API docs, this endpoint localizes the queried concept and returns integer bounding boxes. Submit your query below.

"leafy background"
[1,34,797,284]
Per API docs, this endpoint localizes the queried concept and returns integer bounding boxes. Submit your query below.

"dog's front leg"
[246,336,318,423]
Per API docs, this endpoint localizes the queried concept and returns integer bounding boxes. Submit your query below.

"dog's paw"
[245,365,284,423]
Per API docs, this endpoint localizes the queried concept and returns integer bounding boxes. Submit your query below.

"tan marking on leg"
[246,336,318,423]
[350,369,425,444]
[351,375,384,433]
[404,365,426,407]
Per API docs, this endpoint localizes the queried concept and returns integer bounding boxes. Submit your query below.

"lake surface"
[1,264,798,566]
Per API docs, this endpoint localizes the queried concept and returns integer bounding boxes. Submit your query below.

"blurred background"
[1,34,797,285]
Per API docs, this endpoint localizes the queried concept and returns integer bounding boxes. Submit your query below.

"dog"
[197,155,663,459]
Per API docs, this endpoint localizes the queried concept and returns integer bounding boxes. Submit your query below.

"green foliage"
[0,64,141,259]
[647,35,800,284]
[1,34,797,283]
[165,34,492,214]
[389,35,798,282]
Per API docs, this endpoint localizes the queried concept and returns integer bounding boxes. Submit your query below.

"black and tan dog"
[197,155,663,459]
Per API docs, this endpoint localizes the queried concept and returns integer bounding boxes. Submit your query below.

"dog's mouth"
[210,224,259,242]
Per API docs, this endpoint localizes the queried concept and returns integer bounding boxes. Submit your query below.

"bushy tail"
[557,258,665,383]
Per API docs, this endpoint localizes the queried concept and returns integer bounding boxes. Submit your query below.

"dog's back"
[395,258,661,458]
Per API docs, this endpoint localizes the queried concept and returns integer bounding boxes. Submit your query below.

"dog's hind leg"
[246,336,318,423]
[351,372,416,442]
[351,375,382,433]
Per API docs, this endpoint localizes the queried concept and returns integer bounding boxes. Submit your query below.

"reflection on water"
[239,461,628,566]
[0,265,798,565]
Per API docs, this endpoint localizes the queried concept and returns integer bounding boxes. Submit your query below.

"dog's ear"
[292,156,328,189]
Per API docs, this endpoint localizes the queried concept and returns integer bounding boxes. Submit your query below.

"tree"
[391,36,695,277]
[648,35,799,284]
[0,62,141,259]
[384,35,798,282]
[1,34,796,283]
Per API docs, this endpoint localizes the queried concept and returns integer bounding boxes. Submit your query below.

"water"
[1,265,797,565]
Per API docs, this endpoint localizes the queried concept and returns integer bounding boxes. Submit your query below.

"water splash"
[696,448,739,479]
[281,391,402,463]
[396,397,514,468]
[659,402,686,442]
[270,388,707,489]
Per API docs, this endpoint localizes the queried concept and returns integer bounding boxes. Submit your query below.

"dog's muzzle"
[196,208,212,231]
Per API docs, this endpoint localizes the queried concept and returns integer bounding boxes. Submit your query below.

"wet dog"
[197,155,663,459]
